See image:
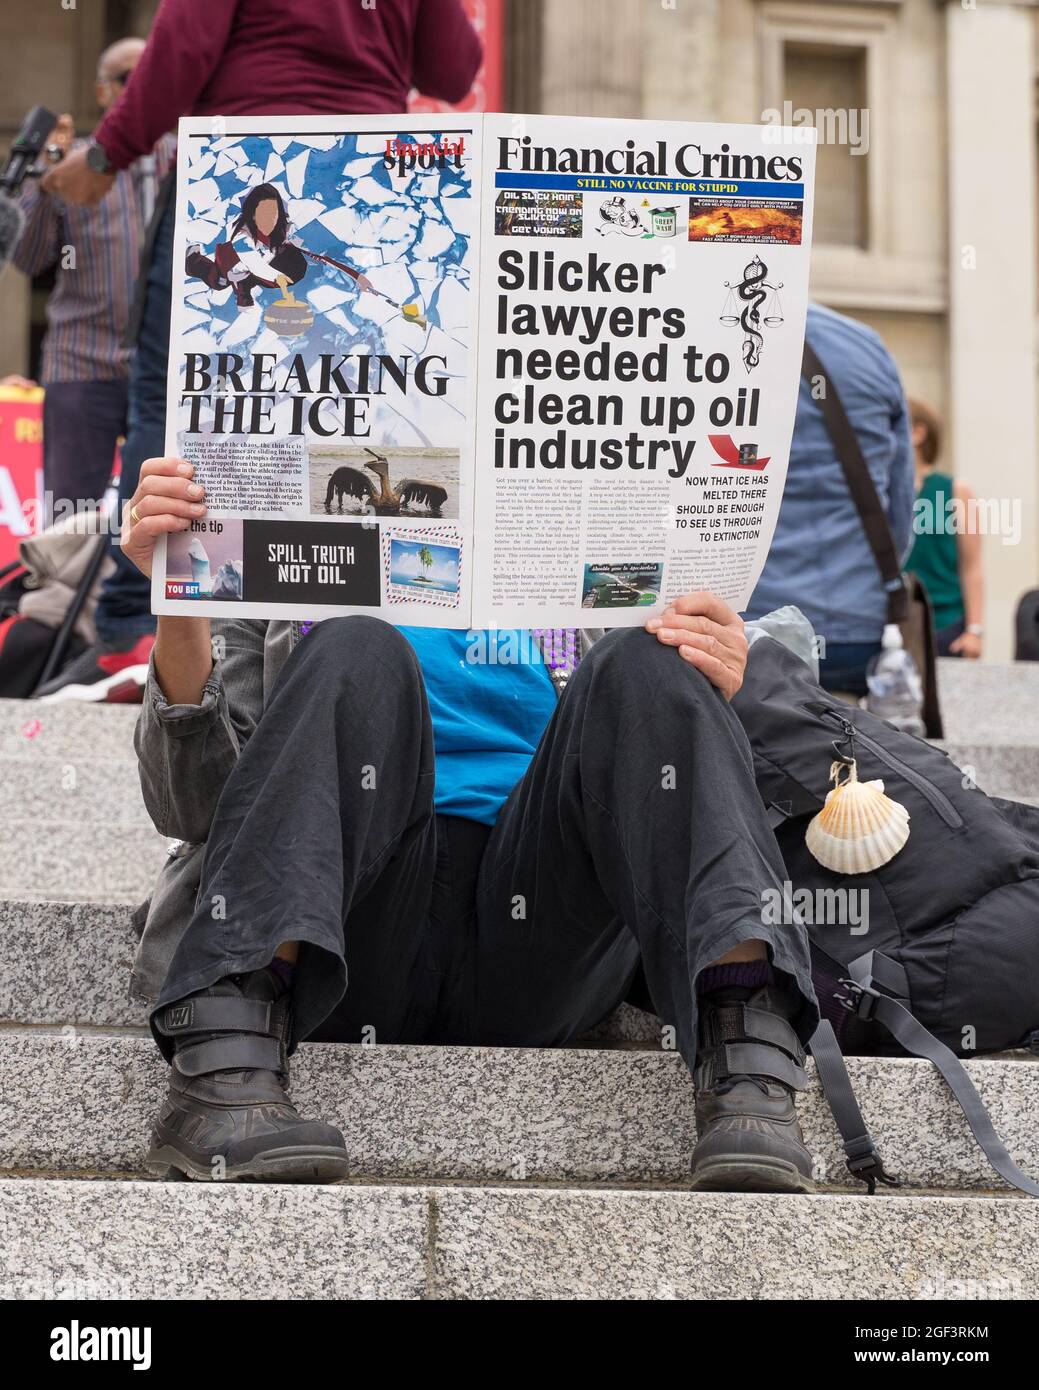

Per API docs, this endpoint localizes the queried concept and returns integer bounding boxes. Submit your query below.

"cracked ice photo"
[175,126,475,447]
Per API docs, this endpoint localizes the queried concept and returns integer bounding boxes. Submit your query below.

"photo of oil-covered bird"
[323,447,450,516]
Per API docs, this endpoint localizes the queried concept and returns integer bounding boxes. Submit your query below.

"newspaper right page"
[471,113,816,629]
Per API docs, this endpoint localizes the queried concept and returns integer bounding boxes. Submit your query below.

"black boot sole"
[689,1156,815,1194]
[146,1142,352,1184]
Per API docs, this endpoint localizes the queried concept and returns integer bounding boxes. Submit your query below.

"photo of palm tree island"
[388,537,461,595]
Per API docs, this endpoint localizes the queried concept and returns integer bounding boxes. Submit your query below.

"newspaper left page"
[153,114,480,626]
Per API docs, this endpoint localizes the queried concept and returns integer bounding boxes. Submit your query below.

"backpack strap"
[801,342,908,626]
[809,1019,900,1194]
[837,952,1039,1199]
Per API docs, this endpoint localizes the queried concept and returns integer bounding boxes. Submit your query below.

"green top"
[905,471,964,629]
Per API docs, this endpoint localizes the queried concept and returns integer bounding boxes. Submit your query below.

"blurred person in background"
[36,0,483,702]
[12,39,175,526]
[905,398,984,659]
[746,302,915,695]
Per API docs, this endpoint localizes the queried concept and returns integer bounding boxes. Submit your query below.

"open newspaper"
[155,112,815,626]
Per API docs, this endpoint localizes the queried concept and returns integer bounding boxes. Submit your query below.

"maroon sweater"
[95,0,483,170]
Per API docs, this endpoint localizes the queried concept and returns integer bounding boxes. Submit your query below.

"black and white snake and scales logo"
[720,256,785,372]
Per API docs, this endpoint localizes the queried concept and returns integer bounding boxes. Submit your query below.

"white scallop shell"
[805,763,910,875]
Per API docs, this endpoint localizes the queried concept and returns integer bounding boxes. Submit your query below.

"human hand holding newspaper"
[645,592,748,700]
[122,456,207,579]
[124,456,216,708]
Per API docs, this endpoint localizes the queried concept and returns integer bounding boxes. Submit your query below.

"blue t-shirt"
[397,628,557,825]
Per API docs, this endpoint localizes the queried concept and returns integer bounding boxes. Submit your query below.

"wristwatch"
[85,139,113,174]
[966,624,984,637]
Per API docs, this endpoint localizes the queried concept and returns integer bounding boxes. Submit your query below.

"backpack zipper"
[805,702,964,830]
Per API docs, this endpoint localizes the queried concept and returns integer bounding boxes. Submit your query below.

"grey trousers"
[153,618,817,1074]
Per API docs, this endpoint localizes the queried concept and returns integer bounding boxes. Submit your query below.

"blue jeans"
[818,641,881,698]
[94,192,175,646]
[936,619,965,657]
[43,378,127,522]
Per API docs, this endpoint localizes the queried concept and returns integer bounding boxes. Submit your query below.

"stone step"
[0,1176,1032,1300]
[5,745,1030,820]
[0,822,170,902]
[937,743,1039,801]
[4,687,1038,776]
[5,657,1037,752]
[1,734,1035,903]
[0,897,656,1038]
[0,1177,427,1301]
[936,657,1039,746]
[2,1028,1036,1193]
[0,900,143,1026]
[2,689,1036,833]
[0,699,138,759]
[1,757,150,825]
[4,743,1030,810]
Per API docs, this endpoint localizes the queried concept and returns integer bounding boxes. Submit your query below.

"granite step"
[936,657,1039,747]
[4,656,1037,751]
[0,897,657,1042]
[1,686,1036,825]
[2,1028,1036,1194]
[4,676,1038,762]
[0,900,143,1026]
[3,745,1035,825]
[0,897,658,1039]
[935,744,1039,801]
[3,739,1036,808]
[0,1176,1033,1300]
[0,1176,427,1301]
[0,821,170,902]
[0,699,138,759]
[1,757,149,825]
[1,731,1035,903]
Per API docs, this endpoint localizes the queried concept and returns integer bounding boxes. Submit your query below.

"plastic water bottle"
[864,625,925,736]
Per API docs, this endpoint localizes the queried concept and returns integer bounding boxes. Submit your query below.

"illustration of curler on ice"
[299,248,429,328]
[182,175,474,359]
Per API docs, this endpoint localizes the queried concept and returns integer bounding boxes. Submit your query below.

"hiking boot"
[690,983,815,1193]
[147,965,350,1183]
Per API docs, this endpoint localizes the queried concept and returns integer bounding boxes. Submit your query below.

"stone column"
[0,270,30,379]
[537,0,645,117]
[531,0,720,119]
[946,0,1038,660]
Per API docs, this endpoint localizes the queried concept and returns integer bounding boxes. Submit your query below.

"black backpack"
[732,633,1039,1195]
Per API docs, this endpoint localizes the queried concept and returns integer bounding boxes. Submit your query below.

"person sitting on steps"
[125,454,820,1193]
